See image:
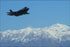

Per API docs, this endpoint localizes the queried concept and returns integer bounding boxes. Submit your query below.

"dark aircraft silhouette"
[7,7,29,16]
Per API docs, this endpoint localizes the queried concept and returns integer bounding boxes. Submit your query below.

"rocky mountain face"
[0,24,70,47]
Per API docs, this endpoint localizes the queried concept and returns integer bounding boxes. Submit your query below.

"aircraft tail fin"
[10,9,13,12]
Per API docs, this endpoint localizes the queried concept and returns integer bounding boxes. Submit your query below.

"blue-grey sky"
[0,1,70,31]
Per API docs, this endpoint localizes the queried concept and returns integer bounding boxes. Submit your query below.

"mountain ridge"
[0,24,70,47]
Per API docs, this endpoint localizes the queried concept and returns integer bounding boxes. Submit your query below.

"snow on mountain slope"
[0,24,70,44]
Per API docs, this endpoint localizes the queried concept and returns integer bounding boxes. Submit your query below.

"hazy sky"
[0,1,70,31]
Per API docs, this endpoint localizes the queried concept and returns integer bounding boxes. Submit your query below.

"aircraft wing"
[16,7,29,13]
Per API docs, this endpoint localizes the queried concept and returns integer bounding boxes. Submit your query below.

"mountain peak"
[26,27,33,29]
[50,23,69,29]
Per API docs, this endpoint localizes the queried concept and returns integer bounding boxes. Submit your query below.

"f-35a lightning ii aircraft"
[7,7,29,16]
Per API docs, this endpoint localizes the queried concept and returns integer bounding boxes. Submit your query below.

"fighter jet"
[7,7,29,16]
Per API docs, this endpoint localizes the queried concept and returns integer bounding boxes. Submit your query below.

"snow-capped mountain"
[0,24,70,47]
